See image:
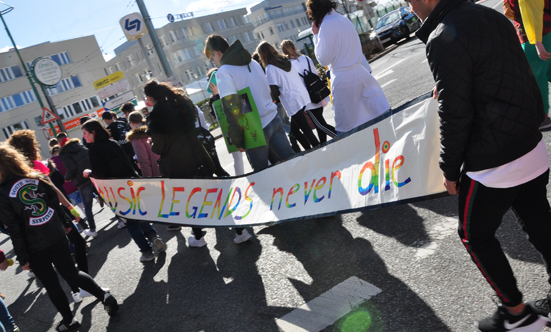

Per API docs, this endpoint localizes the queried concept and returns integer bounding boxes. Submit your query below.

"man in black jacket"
[101,111,134,160]
[411,0,551,330]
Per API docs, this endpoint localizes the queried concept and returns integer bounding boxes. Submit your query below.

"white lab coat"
[314,10,390,133]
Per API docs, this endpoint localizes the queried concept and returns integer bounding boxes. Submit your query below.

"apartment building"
[106,8,258,103]
[247,0,311,51]
[0,35,108,156]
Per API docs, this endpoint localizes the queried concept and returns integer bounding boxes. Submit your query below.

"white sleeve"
[265,65,279,86]
[217,67,238,98]
[195,106,209,130]
[313,24,334,67]
[362,57,372,74]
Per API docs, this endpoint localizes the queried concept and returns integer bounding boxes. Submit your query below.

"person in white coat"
[308,0,390,135]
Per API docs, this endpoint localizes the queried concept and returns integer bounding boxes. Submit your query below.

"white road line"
[380,79,397,88]
[275,276,382,332]
[374,69,394,80]
[492,0,502,9]
[421,59,428,64]
[374,58,408,79]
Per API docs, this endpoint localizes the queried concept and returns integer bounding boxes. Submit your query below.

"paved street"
[2,0,551,331]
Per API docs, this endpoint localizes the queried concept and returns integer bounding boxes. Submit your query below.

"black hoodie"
[220,40,253,71]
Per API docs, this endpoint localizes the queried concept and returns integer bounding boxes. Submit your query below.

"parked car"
[372,7,421,45]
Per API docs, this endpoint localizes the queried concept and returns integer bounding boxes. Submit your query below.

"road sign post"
[31,57,66,133]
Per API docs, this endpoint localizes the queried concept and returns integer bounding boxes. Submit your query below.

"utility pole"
[135,0,173,78]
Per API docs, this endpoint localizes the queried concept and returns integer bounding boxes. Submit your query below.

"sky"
[0,0,260,61]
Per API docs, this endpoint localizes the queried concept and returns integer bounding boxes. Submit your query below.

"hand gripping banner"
[91,93,447,227]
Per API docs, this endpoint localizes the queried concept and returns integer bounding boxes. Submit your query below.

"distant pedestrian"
[0,144,119,332]
[281,39,336,143]
[120,102,135,120]
[411,0,551,330]
[126,111,161,178]
[307,0,390,135]
[141,107,149,117]
[257,42,320,151]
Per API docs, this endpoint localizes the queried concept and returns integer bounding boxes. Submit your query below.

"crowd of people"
[1,0,551,330]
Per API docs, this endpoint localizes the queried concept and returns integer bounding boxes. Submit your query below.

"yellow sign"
[94,71,124,90]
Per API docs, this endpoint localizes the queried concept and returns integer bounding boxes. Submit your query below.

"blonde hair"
[281,40,301,59]
[6,129,42,163]
[0,144,42,184]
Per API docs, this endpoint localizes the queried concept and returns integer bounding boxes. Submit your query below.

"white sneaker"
[84,229,98,238]
[188,236,207,248]
[153,238,167,253]
[72,292,82,303]
[140,251,155,262]
[27,271,36,278]
[234,229,252,244]
[117,220,126,229]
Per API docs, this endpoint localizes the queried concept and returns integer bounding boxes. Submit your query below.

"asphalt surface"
[2,0,551,331]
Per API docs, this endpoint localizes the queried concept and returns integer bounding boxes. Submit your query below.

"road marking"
[374,58,408,79]
[492,0,502,9]
[415,216,458,259]
[275,276,382,332]
[375,69,394,80]
[420,59,428,64]
[381,79,397,88]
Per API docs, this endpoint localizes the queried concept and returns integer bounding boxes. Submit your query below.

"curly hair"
[307,0,338,27]
[6,129,42,163]
[0,143,41,184]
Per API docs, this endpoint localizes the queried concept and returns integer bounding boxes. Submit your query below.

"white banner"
[91,95,446,227]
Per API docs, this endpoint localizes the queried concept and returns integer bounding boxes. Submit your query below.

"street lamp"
[0,1,61,134]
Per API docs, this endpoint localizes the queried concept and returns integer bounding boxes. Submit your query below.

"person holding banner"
[0,144,119,332]
[81,119,167,262]
[307,0,390,135]
[257,41,320,151]
[412,0,551,330]
[143,80,217,247]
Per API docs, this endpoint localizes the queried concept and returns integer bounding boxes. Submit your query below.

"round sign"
[33,58,62,86]
[167,13,175,23]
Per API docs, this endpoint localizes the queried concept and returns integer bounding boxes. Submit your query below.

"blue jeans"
[246,115,295,172]
[125,219,157,253]
[79,183,97,231]
[0,297,14,332]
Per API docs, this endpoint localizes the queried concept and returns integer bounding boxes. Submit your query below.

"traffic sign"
[120,12,148,42]
[102,90,135,111]
[32,58,62,87]
[41,106,59,125]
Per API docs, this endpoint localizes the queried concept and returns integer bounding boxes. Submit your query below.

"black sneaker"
[477,304,547,331]
[103,293,119,316]
[56,320,80,331]
[526,292,551,327]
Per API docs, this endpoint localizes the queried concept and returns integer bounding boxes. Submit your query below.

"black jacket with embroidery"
[416,0,544,181]
[0,176,71,265]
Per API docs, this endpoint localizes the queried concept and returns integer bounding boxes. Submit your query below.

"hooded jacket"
[416,0,544,181]
[0,175,71,265]
[88,139,139,179]
[59,138,93,189]
[220,40,252,69]
[127,126,161,178]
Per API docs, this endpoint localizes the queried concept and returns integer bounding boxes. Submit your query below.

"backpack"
[298,57,330,104]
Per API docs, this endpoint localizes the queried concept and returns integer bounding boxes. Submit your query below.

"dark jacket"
[0,176,71,265]
[88,139,139,179]
[59,138,92,189]
[107,120,134,159]
[147,102,215,178]
[416,0,544,181]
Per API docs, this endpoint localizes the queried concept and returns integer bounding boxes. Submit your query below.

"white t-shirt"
[290,55,326,111]
[466,139,549,188]
[265,64,311,117]
[217,60,277,128]
[194,105,209,130]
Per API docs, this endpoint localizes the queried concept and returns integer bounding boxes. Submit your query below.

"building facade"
[0,35,109,156]
[106,8,258,103]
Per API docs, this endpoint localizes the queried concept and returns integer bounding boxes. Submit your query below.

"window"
[72,102,83,114]
[0,65,23,83]
[160,35,169,47]
[181,28,188,39]
[49,51,71,66]
[193,46,201,56]
[196,66,203,77]
[47,76,82,96]
[188,26,200,36]
[0,89,36,113]
[127,54,135,67]
[2,120,30,139]
[296,18,301,27]
[169,30,178,43]
[242,32,251,42]
[184,69,193,82]
[277,23,283,32]
[90,96,99,108]
[172,52,183,64]
[301,17,309,26]
[116,62,122,71]
[269,27,274,35]
[206,22,214,32]
[229,17,237,27]
[290,20,295,28]
[217,19,227,30]
[243,15,250,24]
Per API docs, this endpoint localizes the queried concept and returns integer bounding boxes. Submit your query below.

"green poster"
[213,87,267,153]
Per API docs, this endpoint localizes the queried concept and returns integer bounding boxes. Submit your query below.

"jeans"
[0,297,14,332]
[246,115,295,172]
[29,237,105,324]
[125,219,157,253]
[458,170,551,306]
[79,183,97,231]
